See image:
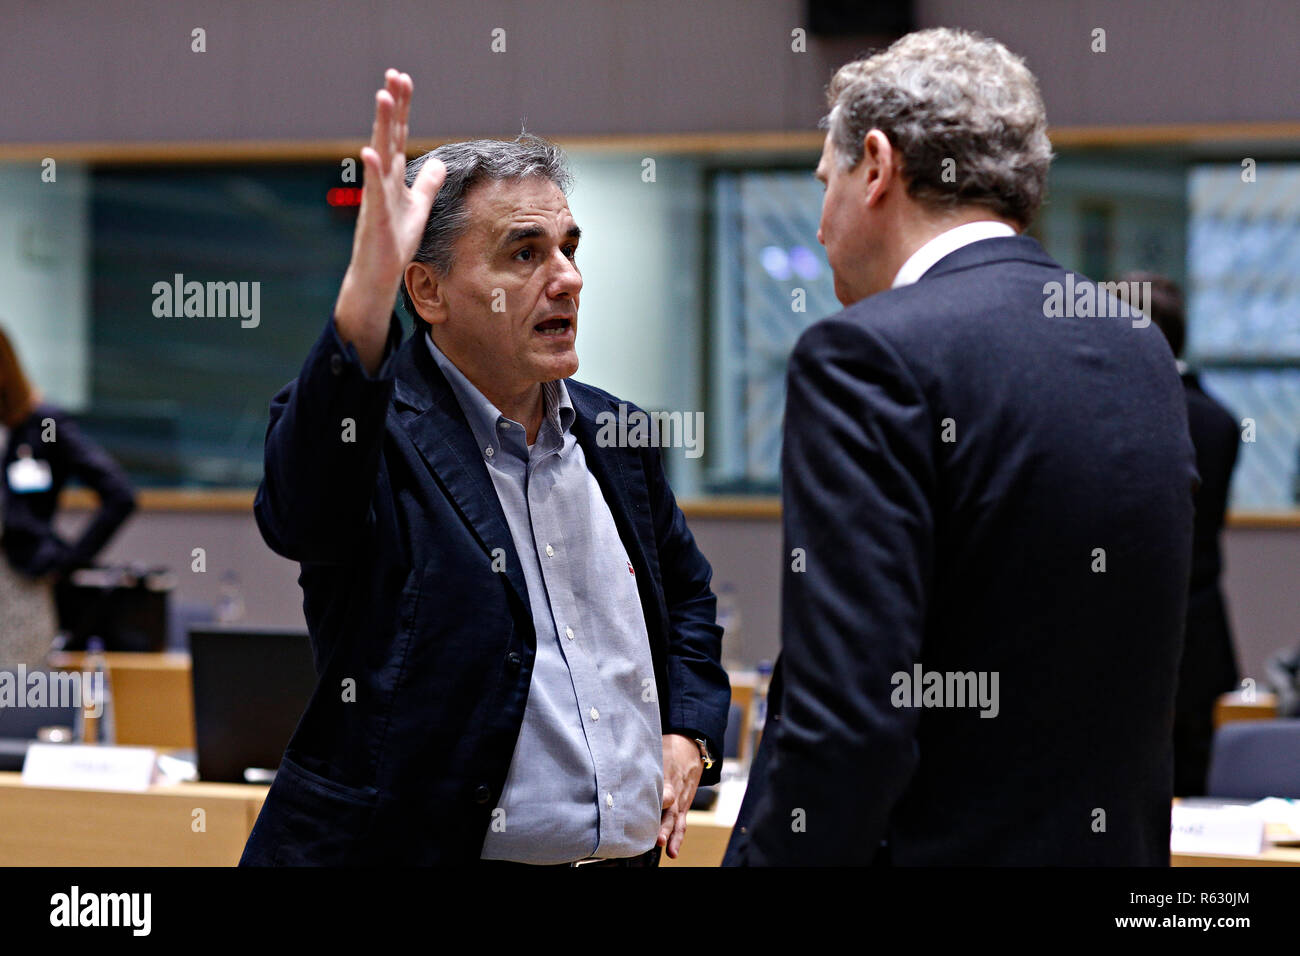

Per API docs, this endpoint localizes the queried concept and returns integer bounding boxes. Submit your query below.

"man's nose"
[549,250,583,297]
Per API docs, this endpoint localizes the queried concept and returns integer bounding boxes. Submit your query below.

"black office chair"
[0,672,80,771]
[1206,719,1300,799]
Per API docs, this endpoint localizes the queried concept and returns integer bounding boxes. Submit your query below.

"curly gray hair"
[823,27,1053,227]
[401,133,572,326]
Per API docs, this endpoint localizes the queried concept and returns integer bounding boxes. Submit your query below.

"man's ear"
[404,261,449,325]
[860,129,896,208]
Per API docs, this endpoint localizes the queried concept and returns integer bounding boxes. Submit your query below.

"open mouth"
[534,316,574,337]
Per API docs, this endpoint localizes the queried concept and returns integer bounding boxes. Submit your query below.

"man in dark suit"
[241,71,728,865]
[1119,272,1241,796]
[725,28,1197,865]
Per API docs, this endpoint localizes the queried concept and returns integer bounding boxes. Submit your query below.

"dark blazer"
[725,236,1197,866]
[1,403,136,577]
[241,314,728,865]
[1173,372,1240,795]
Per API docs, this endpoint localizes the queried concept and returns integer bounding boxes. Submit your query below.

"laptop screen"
[188,627,316,783]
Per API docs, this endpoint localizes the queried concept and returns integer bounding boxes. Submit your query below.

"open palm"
[335,69,446,372]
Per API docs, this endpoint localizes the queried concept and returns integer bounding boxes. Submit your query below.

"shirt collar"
[891,221,1018,289]
[424,332,574,462]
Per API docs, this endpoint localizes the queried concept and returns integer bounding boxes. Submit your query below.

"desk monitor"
[189,626,316,784]
[0,679,79,772]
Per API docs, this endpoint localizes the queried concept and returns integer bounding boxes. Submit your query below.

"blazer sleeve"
[254,312,405,564]
[643,442,730,787]
[739,317,936,864]
[53,412,137,572]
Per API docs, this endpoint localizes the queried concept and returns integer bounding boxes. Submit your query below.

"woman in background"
[0,325,136,667]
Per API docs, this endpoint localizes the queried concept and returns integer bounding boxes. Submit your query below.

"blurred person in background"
[1118,272,1241,796]
[0,325,136,667]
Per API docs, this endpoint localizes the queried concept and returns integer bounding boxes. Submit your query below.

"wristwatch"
[693,737,715,771]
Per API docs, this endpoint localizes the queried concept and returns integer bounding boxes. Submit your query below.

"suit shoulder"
[807,277,999,349]
[792,291,929,372]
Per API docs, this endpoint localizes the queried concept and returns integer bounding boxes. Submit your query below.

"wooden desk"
[662,810,733,867]
[1170,797,1300,866]
[728,672,756,765]
[662,810,732,867]
[667,809,1300,867]
[8,774,1296,867]
[0,771,265,866]
[47,651,195,750]
[1171,846,1300,866]
[1214,690,1279,728]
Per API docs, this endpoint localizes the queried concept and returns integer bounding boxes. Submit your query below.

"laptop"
[188,626,317,783]
[0,675,79,772]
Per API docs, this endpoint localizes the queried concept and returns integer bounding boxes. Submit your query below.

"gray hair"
[822,27,1053,227]
[401,133,572,326]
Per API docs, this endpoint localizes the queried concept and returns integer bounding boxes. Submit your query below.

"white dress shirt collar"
[891,221,1017,289]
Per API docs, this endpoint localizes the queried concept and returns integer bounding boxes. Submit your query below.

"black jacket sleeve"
[642,442,730,787]
[54,412,137,572]
[254,313,405,565]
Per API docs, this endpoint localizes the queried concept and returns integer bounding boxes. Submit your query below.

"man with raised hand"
[242,70,727,866]
[726,29,1196,866]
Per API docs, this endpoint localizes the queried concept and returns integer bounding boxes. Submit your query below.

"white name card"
[712,775,749,827]
[22,744,158,792]
[1170,805,1265,856]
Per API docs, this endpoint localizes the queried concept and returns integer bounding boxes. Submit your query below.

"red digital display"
[326,187,363,207]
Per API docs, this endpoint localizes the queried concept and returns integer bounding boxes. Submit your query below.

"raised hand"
[334,69,446,373]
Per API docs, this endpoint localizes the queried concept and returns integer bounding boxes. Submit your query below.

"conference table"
[669,809,1300,867]
[2,773,1296,866]
[3,660,1290,866]
[0,771,266,866]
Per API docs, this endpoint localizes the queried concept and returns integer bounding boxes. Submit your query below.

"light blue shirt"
[425,334,663,864]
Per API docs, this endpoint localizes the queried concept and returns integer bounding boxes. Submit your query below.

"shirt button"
[565,626,574,640]
[485,446,494,457]
[545,544,554,557]
[498,421,510,430]
[506,651,522,669]
[329,353,343,375]
[590,707,599,721]
[606,793,614,808]
[473,785,491,804]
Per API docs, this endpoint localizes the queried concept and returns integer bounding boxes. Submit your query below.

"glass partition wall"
[2,138,1298,510]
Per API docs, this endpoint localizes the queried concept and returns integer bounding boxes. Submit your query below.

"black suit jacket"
[240,314,728,865]
[725,236,1196,866]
